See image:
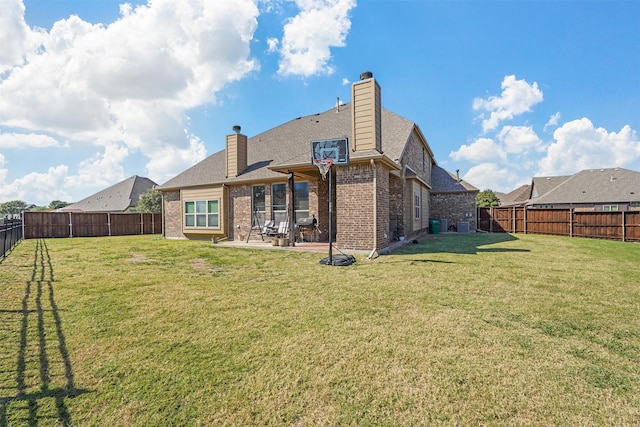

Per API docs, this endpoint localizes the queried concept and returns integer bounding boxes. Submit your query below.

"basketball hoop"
[314,158,333,180]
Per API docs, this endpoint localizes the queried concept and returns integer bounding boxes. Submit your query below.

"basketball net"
[314,158,333,180]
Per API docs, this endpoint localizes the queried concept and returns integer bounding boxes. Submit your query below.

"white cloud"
[0,164,72,204]
[538,118,640,176]
[0,0,260,148]
[0,132,60,148]
[68,142,129,189]
[463,163,522,193]
[266,37,279,52]
[145,136,207,184]
[497,125,544,154]
[473,75,543,132]
[450,137,507,163]
[0,0,44,72]
[277,0,356,77]
[544,112,561,131]
[0,0,260,203]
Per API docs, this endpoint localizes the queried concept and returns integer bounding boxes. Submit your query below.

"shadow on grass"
[391,232,528,256]
[0,239,87,426]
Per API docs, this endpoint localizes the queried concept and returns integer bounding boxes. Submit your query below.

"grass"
[0,233,639,426]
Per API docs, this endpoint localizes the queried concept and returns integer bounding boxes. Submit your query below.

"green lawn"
[1,233,639,426]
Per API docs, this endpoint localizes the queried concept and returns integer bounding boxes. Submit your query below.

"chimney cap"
[360,71,373,80]
[232,125,241,134]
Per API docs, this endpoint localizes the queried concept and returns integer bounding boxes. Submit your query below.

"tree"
[0,200,29,216]
[49,200,71,210]
[476,190,501,207]
[137,189,162,213]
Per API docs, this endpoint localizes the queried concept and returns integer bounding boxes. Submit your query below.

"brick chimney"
[351,71,382,153]
[226,125,247,178]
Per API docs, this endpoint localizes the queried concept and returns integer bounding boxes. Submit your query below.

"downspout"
[368,159,378,259]
[161,193,165,238]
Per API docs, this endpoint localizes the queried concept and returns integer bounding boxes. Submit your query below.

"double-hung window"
[185,199,219,228]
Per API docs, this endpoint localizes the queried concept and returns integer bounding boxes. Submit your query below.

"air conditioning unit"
[457,221,470,233]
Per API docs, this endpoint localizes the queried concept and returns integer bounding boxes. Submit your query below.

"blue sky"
[1,0,638,205]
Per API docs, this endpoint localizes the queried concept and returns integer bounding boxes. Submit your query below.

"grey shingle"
[431,165,478,193]
[528,168,640,205]
[65,175,157,212]
[158,103,415,190]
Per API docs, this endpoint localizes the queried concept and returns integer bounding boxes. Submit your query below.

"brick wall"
[430,192,477,231]
[162,190,184,239]
[402,131,432,185]
[336,163,374,250]
[335,162,391,251]
[229,185,252,240]
[374,162,390,250]
[389,176,404,238]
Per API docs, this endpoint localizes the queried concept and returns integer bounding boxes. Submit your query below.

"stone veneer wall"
[430,192,477,231]
[162,190,184,239]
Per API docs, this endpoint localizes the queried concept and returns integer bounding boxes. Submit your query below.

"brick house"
[157,72,478,253]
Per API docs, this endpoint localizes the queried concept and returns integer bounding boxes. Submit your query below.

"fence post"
[489,207,493,233]
[68,212,73,238]
[523,207,527,234]
[570,209,573,238]
[140,213,144,235]
[107,213,111,236]
[622,211,626,242]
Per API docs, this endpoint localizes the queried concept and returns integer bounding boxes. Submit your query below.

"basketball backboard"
[311,138,349,166]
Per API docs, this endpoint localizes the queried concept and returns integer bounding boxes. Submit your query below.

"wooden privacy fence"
[478,207,640,242]
[23,212,162,239]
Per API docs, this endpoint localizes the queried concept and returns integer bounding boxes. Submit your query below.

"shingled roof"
[527,167,640,205]
[430,165,478,193]
[64,175,157,212]
[158,103,415,190]
[497,184,531,206]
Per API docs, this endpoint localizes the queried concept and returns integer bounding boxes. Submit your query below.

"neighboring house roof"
[64,175,157,212]
[158,103,417,190]
[497,184,531,206]
[527,167,640,206]
[430,165,478,193]
[530,175,571,198]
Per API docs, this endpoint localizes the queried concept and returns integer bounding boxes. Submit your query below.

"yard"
[1,233,639,425]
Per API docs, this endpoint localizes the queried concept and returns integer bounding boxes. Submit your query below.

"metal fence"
[1,218,24,260]
[23,212,162,239]
[478,207,640,242]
